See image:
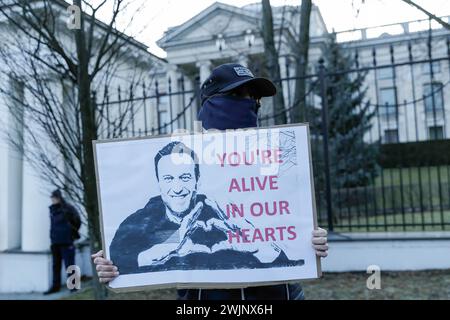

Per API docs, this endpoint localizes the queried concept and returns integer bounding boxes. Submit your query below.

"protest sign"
[93,123,321,291]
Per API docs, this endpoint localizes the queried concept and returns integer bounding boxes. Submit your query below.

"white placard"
[93,124,321,291]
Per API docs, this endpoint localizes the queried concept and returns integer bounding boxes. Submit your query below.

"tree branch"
[401,0,450,30]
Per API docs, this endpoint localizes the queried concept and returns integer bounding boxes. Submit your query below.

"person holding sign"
[93,63,328,300]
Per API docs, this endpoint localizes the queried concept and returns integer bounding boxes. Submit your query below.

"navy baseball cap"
[201,63,277,100]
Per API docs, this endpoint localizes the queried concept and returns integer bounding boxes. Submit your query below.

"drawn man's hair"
[154,141,200,181]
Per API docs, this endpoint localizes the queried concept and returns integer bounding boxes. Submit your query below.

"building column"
[167,65,180,132]
[183,77,195,131]
[20,89,51,252]
[0,138,22,252]
[5,143,23,251]
[238,54,249,67]
[0,132,9,250]
[149,76,160,134]
[195,61,212,124]
[0,79,24,251]
[21,160,51,252]
[278,56,292,118]
[196,60,212,85]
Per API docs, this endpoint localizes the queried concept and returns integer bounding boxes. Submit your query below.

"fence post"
[142,81,148,135]
[180,76,187,129]
[194,75,201,121]
[104,87,111,138]
[168,76,174,133]
[318,58,334,232]
[91,90,97,139]
[155,80,161,134]
[129,83,135,136]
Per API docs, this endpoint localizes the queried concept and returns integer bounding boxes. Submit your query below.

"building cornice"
[340,28,450,50]
[157,2,261,49]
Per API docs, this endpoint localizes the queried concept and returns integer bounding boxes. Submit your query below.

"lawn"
[314,165,450,231]
[64,269,450,300]
[374,166,450,187]
[301,270,450,300]
[375,166,450,186]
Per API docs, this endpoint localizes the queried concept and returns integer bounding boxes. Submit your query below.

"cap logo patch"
[234,66,254,77]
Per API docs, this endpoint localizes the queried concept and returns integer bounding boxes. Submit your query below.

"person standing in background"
[44,189,81,295]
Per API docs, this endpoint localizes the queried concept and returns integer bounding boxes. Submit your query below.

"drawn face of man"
[157,153,197,215]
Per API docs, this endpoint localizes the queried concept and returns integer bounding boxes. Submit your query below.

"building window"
[377,67,394,80]
[384,129,399,143]
[428,126,444,140]
[422,61,441,75]
[423,82,444,114]
[379,87,397,118]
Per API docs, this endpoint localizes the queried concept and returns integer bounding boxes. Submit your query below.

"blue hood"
[197,95,258,130]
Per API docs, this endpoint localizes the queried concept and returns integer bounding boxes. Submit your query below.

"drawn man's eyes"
[163,176,174,183]
[179,174,192,182]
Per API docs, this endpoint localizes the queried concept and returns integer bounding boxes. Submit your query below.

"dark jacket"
[49,202,81,245]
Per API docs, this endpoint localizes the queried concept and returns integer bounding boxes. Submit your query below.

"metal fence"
[95,33,450,233]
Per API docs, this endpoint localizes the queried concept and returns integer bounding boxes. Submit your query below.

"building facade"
[336,18,450,144]
[153,2,450,143]
[0,0,169,293]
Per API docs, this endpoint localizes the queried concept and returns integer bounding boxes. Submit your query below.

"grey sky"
[101,0,450,57]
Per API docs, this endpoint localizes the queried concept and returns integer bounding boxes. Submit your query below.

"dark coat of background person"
[50,202,81,245]
[46,196,82,293]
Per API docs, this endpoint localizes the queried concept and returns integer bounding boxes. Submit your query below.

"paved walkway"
[0,288,75,300]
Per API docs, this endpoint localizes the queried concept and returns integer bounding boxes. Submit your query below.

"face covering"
[197,95,259,130]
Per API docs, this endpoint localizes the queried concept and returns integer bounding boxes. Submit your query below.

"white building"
[154,2,450,142]
[336,19,450,143]
[0,1,449,293]
[156,2,329,125]
[0,0,169,293]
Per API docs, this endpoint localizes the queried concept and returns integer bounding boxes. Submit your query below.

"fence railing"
[94,32,450,233]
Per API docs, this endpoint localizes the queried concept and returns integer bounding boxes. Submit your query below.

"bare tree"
[291,0,312,123]
[401,0,450,30]
[259,1,314,124]
[0,0,156,299]
[261,0,286,124]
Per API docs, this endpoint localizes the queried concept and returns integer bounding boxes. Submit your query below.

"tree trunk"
[292,0,312,123]
[73,0,107,300]
[261,0,286,125]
